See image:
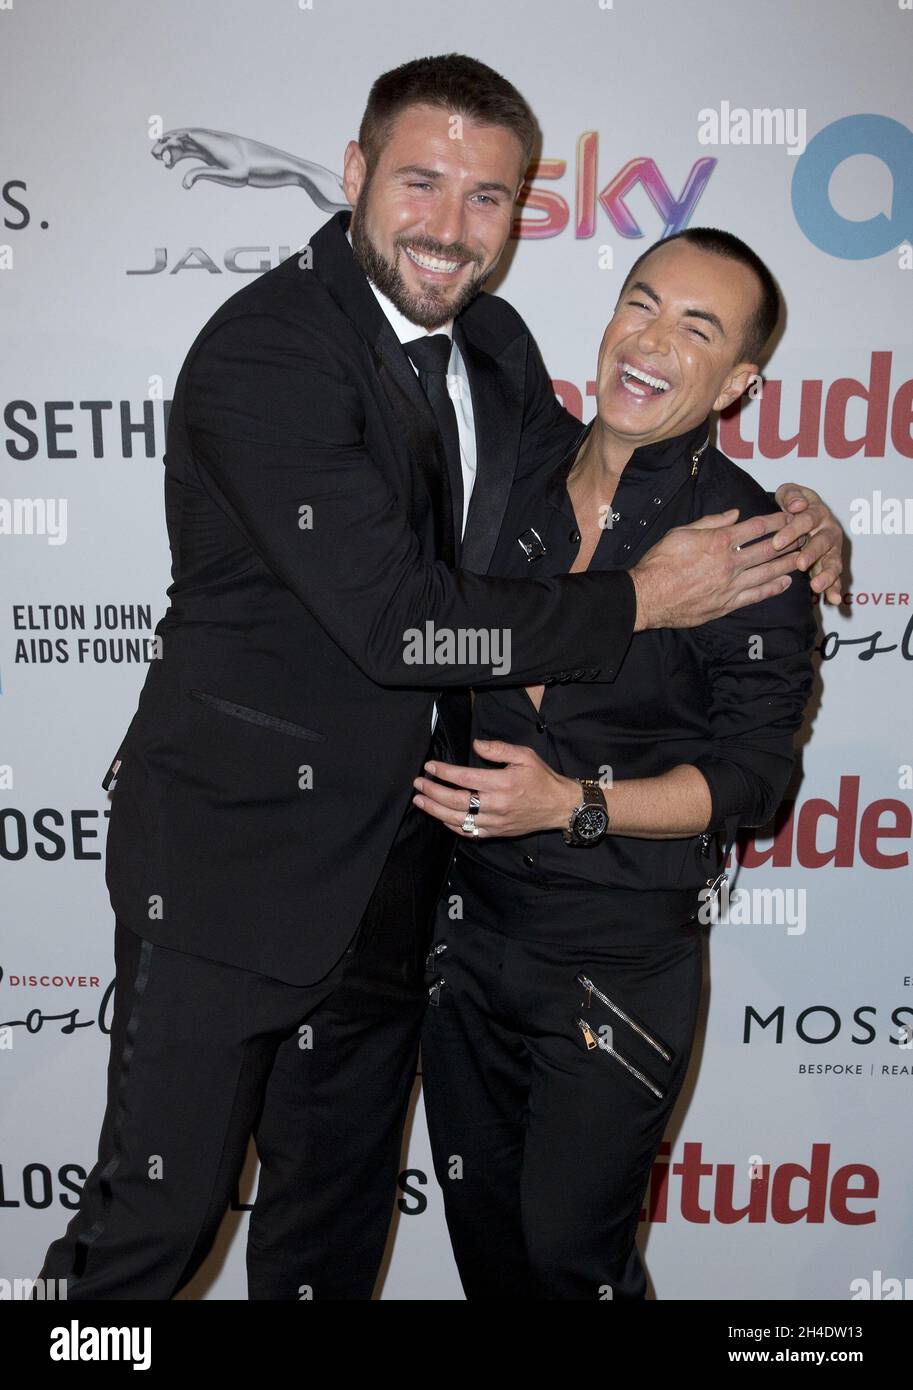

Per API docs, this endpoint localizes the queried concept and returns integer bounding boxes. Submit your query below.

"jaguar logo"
[150,127,349,212]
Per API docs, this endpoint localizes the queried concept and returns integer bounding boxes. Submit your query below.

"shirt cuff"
[691,754,755,832]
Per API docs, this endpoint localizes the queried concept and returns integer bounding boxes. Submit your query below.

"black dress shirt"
[459,415,817,925]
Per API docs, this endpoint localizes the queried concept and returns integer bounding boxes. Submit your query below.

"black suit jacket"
[104,211,636,983]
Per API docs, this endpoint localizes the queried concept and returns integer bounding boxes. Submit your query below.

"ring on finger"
[467,790,481,814]
[461,812,479,836]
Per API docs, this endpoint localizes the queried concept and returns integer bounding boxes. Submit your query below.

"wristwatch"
[563,778,610,846]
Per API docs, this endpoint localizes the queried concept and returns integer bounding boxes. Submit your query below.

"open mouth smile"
[618,360,672,397]
[403,245,468,277]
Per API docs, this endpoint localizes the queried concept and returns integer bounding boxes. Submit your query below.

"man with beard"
[38,54,843,1300]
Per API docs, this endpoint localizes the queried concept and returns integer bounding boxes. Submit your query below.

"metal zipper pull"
[428,978,446,1007]
[691,437,710,476]
[425,942,448,974]
[575,973,673,1064]
[576,1015,666,1099]
[705,871,728,906]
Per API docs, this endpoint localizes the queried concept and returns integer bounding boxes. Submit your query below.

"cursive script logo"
[0,967,115,1038]
[818,612,913,662]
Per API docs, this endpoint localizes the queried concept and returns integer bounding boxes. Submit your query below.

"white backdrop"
[2,0,911,1301]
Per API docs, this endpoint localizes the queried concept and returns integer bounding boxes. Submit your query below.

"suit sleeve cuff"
[600,568,637,681]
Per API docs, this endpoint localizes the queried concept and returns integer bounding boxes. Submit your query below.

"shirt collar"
[345,227,453,345]
[544,415,712,509]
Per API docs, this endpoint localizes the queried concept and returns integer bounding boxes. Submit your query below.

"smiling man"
[415,227,820,1300]
[37,55,843,1302]
[347,103,508,325]
[607,237,767,432]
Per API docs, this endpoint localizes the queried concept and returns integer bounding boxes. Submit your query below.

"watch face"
[576,805,609,841]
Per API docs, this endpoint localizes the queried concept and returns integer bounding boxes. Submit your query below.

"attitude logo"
[642,1141,878,1225]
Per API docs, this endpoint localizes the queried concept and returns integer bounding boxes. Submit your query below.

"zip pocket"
[575,1017,665,1101]
[576,973,673,1064]
[189,689,326,742]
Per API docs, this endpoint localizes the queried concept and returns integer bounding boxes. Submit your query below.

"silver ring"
[461,812,479,836]
[467,790,481,813]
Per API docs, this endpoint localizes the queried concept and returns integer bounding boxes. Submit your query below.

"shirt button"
[639,518,648,526]
[569,528,581,544]
[536,720,548,733]
[522,854,535,868]
[613,511,621,522]
[653,496,662,504]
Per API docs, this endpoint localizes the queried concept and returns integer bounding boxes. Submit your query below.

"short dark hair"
[619,227,781,363]
[358,53,537,183]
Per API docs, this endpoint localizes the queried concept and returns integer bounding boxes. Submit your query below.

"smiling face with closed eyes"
[592,239,765,453]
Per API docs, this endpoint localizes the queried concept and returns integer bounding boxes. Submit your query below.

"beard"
[349,192,494,330]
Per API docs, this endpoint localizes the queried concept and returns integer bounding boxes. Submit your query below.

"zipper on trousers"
[576,972,673,1063]
[425,942,448,974]
[575,1017,666,1101]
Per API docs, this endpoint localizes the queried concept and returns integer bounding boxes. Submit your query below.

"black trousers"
[36,797,452,1301]
[421,848,704,1301]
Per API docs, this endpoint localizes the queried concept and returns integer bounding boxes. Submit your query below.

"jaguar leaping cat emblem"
[151,128,349,213]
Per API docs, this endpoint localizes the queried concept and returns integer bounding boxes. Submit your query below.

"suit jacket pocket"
[188,689,326,742]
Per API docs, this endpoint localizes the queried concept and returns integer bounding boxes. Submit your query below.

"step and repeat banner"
[2,0,911,1301]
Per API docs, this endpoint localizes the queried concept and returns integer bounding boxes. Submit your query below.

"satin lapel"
[454,322,524,575]
[372,324,457,561]
[310,211,456,561]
